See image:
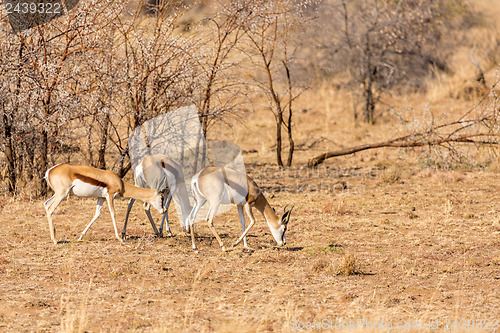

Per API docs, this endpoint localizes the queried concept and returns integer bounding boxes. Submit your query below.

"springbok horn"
[287,205,294,221]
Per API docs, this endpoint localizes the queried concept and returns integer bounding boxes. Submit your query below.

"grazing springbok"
[188,166,293,251]
[43,163,165,244]
[122,154,192,239]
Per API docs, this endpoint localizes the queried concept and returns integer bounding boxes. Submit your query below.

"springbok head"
[270,205,293,246]
[149,188,167,214]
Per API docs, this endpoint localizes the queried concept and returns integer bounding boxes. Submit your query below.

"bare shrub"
[242,0,308,167]
[302,0,474,123]
[335,253,363,276]
[0,0,125,195]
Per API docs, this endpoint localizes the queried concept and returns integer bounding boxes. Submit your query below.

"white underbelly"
[72,179,108,197]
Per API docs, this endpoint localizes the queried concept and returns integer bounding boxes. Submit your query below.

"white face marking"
[150,192,165,214]
[72,179,108,198]
[268,222,285,246]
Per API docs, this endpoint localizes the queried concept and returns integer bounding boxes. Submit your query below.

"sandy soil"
[1,150,499,332]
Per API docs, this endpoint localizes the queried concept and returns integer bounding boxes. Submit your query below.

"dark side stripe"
[74,173,108,188]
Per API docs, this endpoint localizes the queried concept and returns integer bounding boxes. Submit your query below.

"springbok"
[122,154,192,239]
[188,166,293,251]
[43,163,165,244]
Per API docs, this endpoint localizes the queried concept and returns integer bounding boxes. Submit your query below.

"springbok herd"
[43,154,293,251]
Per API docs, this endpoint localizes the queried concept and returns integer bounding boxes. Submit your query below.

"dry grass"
[1,1,500,332]
[1,153,499,331]
[3,95,500,331]
[335,253,363,276]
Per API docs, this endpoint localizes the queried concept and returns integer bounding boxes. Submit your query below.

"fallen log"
[308,88,499,168]
[307,133,500,168]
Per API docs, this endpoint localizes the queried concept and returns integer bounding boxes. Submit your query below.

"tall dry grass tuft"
[60,278,93,333]
[336,253,363,276]
[443,200,454,222]
[335,200,353,216]
[183,260,216,330]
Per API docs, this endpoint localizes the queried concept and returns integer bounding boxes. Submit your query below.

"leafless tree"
[0,0,124,195]
[242,0,305,167]
[109,1,196,176]
[194,1,251,135]
[305,0,471,123]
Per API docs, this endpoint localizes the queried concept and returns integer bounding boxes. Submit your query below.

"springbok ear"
[281,205,293,225]
[284,205,294,224]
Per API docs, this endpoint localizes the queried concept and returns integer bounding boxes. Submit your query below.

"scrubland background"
[0,0,500,331]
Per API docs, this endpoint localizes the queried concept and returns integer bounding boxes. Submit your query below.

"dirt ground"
[2,0,500,329]
[1,62,500,331]
[1,147,499,332]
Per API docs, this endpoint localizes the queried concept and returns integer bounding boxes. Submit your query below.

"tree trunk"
[39,129,48,196]
[23,131,33,183]
[364,81,375,124]
[116,147,131,178]
[97,137,107,170]
[201,110,209,165]
[286,114,294,167]
[276,112,283,167]
[2,39,26,193]
[283,60,295,167]
[2,112,16,193]
[86,126,94,167]
[264,60,284,168]
[97,115,109,170]
[363,34,375,124]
